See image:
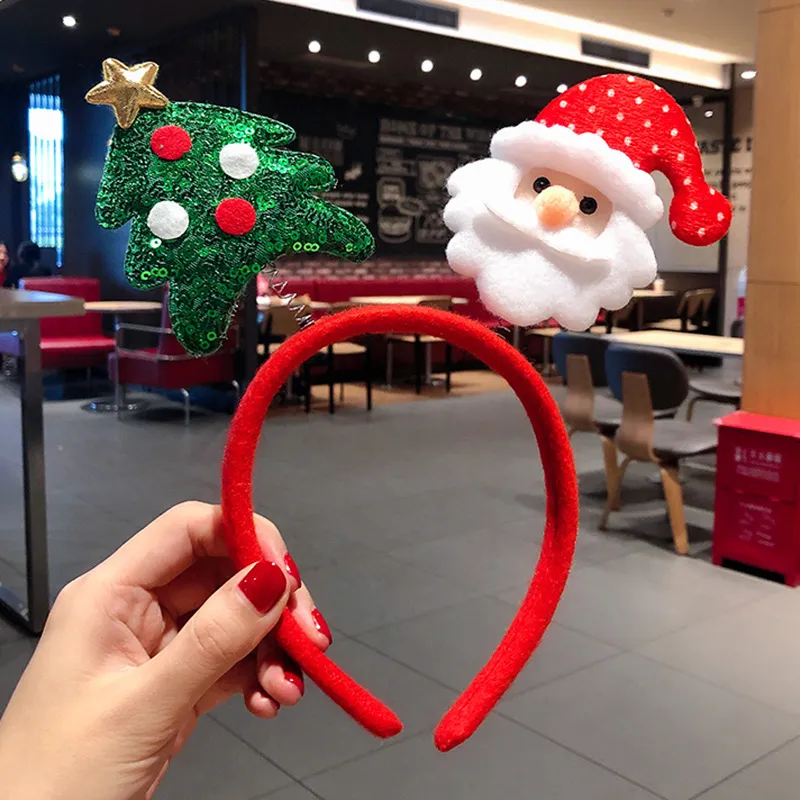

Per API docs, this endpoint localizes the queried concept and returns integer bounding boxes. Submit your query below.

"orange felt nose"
[535,186,579,229]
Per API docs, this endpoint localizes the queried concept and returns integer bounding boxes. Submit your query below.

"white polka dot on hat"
[534,74,732,246]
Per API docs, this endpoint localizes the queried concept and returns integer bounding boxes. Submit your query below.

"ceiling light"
[470,68,483,81]
[368,50,381,64]
[741,69,757,80]
[307,40,321,54]
[421,59,434,73]
[557,83,568,93]
[11,153,28,183]
[62,14,77,28]
[515,75,527,88]
[704,109,714,118]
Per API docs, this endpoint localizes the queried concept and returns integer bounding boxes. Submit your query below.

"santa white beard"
[444,157,659,330]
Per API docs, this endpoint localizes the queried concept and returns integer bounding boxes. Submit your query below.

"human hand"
[0,501,331,800]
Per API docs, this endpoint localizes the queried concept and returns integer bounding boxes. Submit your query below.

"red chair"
[109,301,239,424]
[0,277,115,371]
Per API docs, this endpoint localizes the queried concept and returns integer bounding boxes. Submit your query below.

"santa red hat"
[490,73,731,246]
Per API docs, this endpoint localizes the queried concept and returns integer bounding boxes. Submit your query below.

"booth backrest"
[263,276,499,324]
[19,277,104,339]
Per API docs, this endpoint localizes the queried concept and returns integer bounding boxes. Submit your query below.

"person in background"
[0,241,9,287]
[4,240,52,288]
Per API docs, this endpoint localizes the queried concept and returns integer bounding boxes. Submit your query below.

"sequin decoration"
[94,101,374,354]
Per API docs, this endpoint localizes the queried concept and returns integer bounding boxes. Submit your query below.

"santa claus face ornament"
[445,74,732,330]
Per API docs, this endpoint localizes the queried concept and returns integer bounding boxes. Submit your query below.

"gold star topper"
[85,58,169,129]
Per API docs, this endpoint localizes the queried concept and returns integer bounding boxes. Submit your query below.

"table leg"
[82,313,149,414]
[512,325,521,350]
[636,300,644,331]
[0,320,50,634]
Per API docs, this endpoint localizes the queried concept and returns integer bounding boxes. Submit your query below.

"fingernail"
[283,656,305,696]
[284,553,302,587]
[238,561,287,614]
[311,608,333,643]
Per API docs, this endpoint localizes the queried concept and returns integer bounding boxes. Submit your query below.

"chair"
[647,288,716,333]
[109,300,239,425]
[264,298,371,414]
[524,325,561,374]
[591,300,635,334]
[601,344,718,554]
[0,277,115,373]
[386,297,453,394]
[686,319,744,420]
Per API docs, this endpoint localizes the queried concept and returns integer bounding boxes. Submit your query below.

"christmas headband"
[221,304,579,750]
[87,62,730,748]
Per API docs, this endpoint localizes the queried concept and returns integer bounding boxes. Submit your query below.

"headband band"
[221,305,578,751]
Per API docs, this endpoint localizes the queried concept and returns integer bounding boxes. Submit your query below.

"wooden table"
[83,300,163,413]
[349,295,469,306]
[0,289,85,634]
[607,329,744,358]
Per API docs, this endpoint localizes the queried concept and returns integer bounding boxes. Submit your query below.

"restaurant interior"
[3,0,800,798]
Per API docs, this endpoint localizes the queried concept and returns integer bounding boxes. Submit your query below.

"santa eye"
[580,196,598,215]
[533,176,550,193]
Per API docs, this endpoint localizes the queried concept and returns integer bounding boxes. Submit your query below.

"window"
[28,75,64,265]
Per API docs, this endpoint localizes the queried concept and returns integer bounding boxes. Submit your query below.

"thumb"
[144,560,289,712]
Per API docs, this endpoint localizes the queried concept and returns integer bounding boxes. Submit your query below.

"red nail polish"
[284,553,302,587]
[283,657,305,696]
[311,608,333,643]
[238,561,287,614]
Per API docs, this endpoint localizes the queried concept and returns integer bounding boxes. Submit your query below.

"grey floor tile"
[696,735,800,800]
[497,549,774,649]
[388,527,546,594]
[0,637,34,712]
[156,717,291,800]
[307,716,660,800]
[212,636,457,779]
[300,552,479,636]
[261,784,321,800]
[501,652,800,800]
[639,587,800,714]
[359,595,618,697]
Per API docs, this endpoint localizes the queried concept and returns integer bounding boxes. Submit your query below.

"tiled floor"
[1,372,799,799]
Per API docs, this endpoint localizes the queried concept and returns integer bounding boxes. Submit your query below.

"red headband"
[221,306,578,751]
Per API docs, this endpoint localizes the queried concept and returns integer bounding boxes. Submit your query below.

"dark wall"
[0,83,29,253]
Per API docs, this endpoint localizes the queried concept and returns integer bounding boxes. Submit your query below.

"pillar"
[742,0,800,418]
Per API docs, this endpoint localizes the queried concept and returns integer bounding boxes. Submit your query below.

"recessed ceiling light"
[421,59,434,73]
[741,69,757,80]
[368,50,381,64]
[62,14,77,28]
[515,75,528,88]
[704,109,714,118]
[470,68,483,81]
[308,40,321,54]
[557,83,568,94]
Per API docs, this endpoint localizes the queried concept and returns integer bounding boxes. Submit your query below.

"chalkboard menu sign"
[264,91,495,256]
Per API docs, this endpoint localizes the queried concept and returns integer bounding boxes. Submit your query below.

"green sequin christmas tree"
[93,92,374,354]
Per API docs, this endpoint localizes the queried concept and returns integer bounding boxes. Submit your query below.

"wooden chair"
[648,288,716,333]
[591,300,635,335]
[386,297,452,394]
[601,344,718,554]
[262,297,371,414]
[686,319,744,420]
[553,332,677,511]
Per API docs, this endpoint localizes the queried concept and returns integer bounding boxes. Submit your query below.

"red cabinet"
[714,411,800,585]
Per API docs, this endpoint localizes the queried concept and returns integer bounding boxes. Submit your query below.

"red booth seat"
[0,277,116,370]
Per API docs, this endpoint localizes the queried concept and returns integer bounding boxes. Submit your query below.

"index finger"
[99,501,289,590]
